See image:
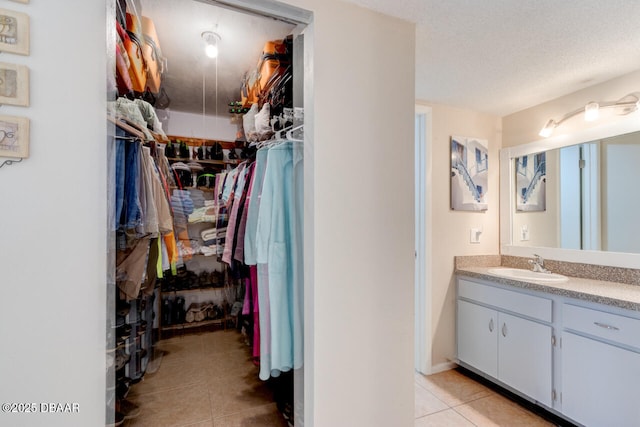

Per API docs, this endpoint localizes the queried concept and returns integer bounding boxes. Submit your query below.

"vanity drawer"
[458,279,552,322]
[563,304,640,350]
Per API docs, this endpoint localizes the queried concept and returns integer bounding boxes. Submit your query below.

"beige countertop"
[456,266,640,312]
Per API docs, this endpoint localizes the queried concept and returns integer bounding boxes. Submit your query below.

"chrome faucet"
[529,254,550,273]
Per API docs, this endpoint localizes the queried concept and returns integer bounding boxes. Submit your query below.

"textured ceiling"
[343,0,640,116]
[138,0,295,116]
[139,0,640,118]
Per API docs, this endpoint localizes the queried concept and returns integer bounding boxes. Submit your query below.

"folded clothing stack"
[188,205,217,223]
[189,189,206,208]
[171,189,194,225]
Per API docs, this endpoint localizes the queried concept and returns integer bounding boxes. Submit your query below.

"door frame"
[415,104,432,374]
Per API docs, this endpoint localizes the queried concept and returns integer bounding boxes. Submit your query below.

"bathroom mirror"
[500,113,640,268]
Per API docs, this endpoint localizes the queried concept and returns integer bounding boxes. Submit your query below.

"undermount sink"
[487,267,569,283]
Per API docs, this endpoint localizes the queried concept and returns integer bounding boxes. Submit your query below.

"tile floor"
[124,329,289,427]
[123,329,563,426]
[414,369,562,426]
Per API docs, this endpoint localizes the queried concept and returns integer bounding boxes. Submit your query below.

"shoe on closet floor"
[116,300,130,317]
[115,349,130,371]
[116,324,131,341]
[185,302,212,323]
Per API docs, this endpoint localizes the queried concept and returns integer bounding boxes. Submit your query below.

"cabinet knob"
[502,323,507,337]
[489,318,494,332]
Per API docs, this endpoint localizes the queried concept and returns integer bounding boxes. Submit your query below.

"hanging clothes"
[109,100,177,300]
[254,140,304,380]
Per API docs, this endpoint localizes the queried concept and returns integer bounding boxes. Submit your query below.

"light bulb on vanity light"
[584,102,600,122]
[538,119,556,138]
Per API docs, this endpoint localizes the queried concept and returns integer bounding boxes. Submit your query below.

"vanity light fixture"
[538,119,556,138]
[584,102,600,122]
[538,93,640,137]
[201,30,221,58]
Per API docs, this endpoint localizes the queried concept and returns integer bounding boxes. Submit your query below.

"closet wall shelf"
[169,185,214,195]
[166,157,241,166]
[166,135,236,150]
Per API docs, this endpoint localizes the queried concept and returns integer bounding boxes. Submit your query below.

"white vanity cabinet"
[457,272,640,426]
[561,304,640,427]
[457,278,553,407]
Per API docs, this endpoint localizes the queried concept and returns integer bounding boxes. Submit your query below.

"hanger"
[286,124,303,142]
[108,115,145,141]
[274,124,293,140]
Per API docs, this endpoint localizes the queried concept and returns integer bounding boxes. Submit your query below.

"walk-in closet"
[106,1,308,425]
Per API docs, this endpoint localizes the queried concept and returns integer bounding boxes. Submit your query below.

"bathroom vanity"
[456,263,640,427]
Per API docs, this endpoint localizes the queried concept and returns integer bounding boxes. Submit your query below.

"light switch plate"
[521,225,530,241]
[470,228,481,244]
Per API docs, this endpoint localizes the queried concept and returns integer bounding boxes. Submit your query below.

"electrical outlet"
[521,225,530,241]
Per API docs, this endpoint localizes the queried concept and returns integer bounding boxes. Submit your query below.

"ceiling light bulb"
[584,102,600,122]
[539,119,556,138]
[201,31,221,58]
[205,43,218,58]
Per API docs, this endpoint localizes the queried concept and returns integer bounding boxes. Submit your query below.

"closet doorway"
[414,105,432,375]
[106,1,312,426]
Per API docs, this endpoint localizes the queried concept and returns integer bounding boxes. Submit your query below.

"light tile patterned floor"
[123,330,288,427]
[414,370,557,427]
[123,331,560,426]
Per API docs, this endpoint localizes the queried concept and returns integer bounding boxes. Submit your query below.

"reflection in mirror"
[515,152,546,212]
[512,130,640,254]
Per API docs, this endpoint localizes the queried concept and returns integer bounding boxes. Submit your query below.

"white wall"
[0,1,416,426]
[287,0,416,425]
[0,2,106,427]
[160,109,238,141]
[417,102,501,370]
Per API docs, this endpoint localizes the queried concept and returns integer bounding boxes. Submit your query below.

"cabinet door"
[498,312,552,407]
[457,300,498,378]
[562,332,640,427]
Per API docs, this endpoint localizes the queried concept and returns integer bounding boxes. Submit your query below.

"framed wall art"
[9,0,30,3]
[0,8,29,55]
[515,152,546,211]
[450,135,489,211]
[0,115,29,158]
[0,62,29,106]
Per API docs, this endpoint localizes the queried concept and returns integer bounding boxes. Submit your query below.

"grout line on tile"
[450,405,480,427]
[414,407,452,421]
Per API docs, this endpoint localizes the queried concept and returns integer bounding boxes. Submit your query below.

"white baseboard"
[430,361,458,374]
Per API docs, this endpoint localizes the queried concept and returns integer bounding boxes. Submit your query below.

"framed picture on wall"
[8,0,29,4]
[0,8,29,55]
[0,62,29,106]
[0,115,29,158]
[515,152,546,211]
[450,135,489,211]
